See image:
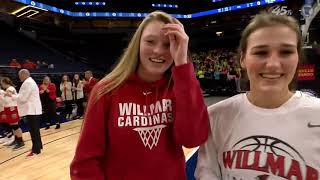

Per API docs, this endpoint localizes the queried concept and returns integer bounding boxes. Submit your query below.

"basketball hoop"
[133,124,166,150]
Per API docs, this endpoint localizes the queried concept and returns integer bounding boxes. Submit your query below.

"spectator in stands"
[22,59,37,70]
[1,77,25,150]
[48,64,54,69]
[36,60,49,69]
[9,59,21,69]
[9,69,43,157]
[83,70,98,101]
[197,66,206,91]
[192,48,241,93]
[227,66,237,91]
[36,60,41,69]
[195,13,320,179]
[60,75,73,120]
[235,67,242,92]
[36,60,46,69]
[72,74,84,119]
[213,66,221,81]
[40,76,60,130]
[70,11,208,180]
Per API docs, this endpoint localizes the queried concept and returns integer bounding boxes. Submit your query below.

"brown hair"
[61,74,70,83]
[1,77,14,87]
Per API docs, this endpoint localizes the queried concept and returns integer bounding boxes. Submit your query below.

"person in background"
[9,69,43,157]
[22,59,36,70]
[9,59,21,69]
[60,75,73,120]
[1,77,25,150]
[40,76,59,130]
[83,71,98,101]
[227,66,237,92]
[72,74,84,119]
[235,67,242,92]
[0,88,14,145]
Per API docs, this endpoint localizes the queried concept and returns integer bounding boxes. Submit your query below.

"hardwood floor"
[0,119,195,180]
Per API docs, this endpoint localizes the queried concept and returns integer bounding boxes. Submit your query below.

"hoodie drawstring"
[145,91,149,115]
[143,85,160,115]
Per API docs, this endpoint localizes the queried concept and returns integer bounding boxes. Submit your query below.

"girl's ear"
[240,51,246,69]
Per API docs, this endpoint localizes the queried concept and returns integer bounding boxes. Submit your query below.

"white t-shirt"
[195,91,320,180]
[3,86,18,107]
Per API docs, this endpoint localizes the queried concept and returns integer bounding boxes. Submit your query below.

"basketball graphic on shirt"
[232,135,304,162]
[222,135,319,179]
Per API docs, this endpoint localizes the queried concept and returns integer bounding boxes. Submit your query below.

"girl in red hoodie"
[70,11,209,180]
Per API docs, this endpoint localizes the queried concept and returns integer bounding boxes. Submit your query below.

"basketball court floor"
[0,96,229,180]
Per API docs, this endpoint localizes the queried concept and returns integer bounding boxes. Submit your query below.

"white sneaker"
[3,136,15,146]
[0,137,8,144]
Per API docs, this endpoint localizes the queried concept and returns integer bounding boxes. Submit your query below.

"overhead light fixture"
[216,31,223,36]
[12,5,47,14]
[11,6,30,14]
[17,10,39,17]
[12,0,284,18]
[75,1,106,6]
[11,5,47,18]
[152,3,178,8]
[212,0,224,2]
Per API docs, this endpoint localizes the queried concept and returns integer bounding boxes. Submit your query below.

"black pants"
[64,100,73,117]
[75,98,84,117]
[26,115,43,154]
[0,122,10,136]
[43,101,58,125]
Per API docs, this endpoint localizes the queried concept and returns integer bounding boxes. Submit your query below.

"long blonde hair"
[93,11,174,103]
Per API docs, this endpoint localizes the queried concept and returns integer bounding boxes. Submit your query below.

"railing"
[0,65,15,68]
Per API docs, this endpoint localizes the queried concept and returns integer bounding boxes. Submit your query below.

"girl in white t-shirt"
[1,77,25,150]
[196,13,320,180]
[0,89,13,144]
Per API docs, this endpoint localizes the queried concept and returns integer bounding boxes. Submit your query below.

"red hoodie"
[83,77,98,100]
[39,83,56,101]
[70,63,209,180]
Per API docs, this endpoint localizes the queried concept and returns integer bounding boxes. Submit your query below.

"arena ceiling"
[0,0,318,45]
[0,0,304,26]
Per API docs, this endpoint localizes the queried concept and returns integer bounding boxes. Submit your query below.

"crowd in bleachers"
[192,48,242,95]
[9,58,54,70]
